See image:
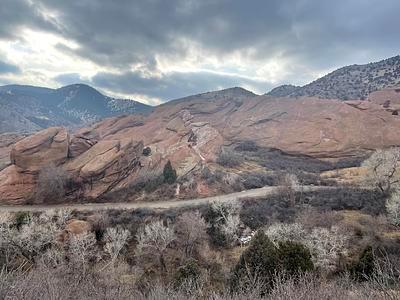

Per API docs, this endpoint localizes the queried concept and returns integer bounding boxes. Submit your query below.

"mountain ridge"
[267,55,400,100]
[0,83,152,134]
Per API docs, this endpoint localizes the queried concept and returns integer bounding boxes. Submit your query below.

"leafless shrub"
[103,226,131,266]
[175,211,208,258]
[35,164,70,203]
[67,232,98,273]
[265,222,350,273]
[0,214,60,265]
[362,148,400,194]
[386,190,400,226]
[216,150,243,168]
[278,173,299,205]
[135,220,176,272]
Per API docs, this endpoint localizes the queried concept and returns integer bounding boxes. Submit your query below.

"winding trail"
[0,186,331,212]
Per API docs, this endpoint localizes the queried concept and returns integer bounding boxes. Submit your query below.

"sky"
[0,0,399,105]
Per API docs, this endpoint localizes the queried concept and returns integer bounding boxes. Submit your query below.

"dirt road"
[0,186,328,212]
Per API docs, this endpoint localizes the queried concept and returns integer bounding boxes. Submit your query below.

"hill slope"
[267,55,400,100]
[2,87,400,204]
[0,84,152,133]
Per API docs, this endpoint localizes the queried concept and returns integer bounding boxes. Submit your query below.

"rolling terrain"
[0,83,152,134]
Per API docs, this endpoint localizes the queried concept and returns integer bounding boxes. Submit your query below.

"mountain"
[267,84,301,97]
[3,86,400,203]
[0,84,152,134]
[267,55,400,100]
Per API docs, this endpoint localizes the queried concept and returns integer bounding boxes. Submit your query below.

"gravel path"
[0,186,328,212]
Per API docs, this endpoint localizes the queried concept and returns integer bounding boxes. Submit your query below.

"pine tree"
[350,245,374,281]
[163,160,177,184]
[278,240,314,277]
[231,231,279,292]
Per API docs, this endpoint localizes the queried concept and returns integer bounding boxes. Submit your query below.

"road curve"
[0,186,328,213]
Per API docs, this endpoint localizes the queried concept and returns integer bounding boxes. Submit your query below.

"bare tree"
[0,214,59,264]
[278,173,299,206]
[35,164,70,203]
[220,214,241,245]
[208,200,242,246]
[175,211,207,258]
[67,232,97,273]
[103,226,131,266]
[362,148,400,194]
[265,222,349,273]
[135,220,176,272]
[386,190,400,226]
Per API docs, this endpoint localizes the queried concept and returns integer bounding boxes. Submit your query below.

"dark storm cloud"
[2,0,400,99]
[0,60,20,74]
[92,70,271,100]
[0,0,58,40]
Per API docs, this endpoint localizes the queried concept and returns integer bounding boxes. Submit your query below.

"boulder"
[58,219,92,243]
[10,127,69,172]
[65,138,143,197]
[69,129,99,158]
[0,133,25,171]
[0,165,35,204]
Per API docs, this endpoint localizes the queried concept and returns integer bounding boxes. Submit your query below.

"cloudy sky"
[0,0,399,105]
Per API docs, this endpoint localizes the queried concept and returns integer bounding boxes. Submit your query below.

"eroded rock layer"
[1,88,400,204]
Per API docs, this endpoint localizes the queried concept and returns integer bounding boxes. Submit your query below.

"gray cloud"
[0,60,20,74]
[1,0,400,100]
[92,70,271,100]
[54,73,87,86]
[0,0,58,40]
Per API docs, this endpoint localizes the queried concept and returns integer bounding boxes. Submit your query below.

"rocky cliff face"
[1,87,400,204]
[0,126,143,204]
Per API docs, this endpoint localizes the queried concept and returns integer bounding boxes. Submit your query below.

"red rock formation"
[2,90,400,204]
[10,127,69,171]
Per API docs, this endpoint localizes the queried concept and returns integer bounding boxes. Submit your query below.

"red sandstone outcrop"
[2,88,400,204]
[10,127,69,171]
[0,133,25,171]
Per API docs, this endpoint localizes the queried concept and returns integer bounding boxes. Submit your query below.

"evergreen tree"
[174,259,201,288]
[163,160,177,184]
[231,231,279,292]
[350,245,375,281]
[277,240,314,277]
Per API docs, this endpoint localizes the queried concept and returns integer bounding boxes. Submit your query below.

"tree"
[35,164,70,203]
[350,246,375,281]
[265,222,349,273]
[231,231,279,292]
[163,160,177,184]
[386,190,400,226]
[67,232,97,273]
[175,211,207,258]
[216,150,243,168]
[103,226,131,266]
[204,200,241,247]
[174,259,202,289]
[142,147,151,156]
[277,240,314,277]
[278,173,299,206]
[362,148,400,194]
[135,220,176,272]
[0,214,59,264]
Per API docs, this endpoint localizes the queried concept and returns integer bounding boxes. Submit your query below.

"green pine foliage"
[278,240,314,276]
[163,160,177,184]
[174,259,202,288]
[231,231,279,292]
[350,245,375,281]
